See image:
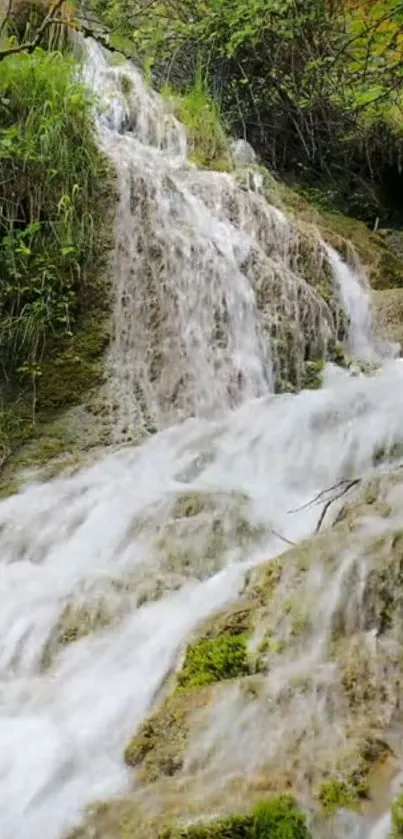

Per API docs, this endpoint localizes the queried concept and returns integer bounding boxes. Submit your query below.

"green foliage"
[0,48,111,461]
[177,633,251,689]
[391,792,403,837]
[166,796,310,839]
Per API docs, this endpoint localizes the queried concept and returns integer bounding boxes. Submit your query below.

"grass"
[0,48,112,470]
[162,76,232,171]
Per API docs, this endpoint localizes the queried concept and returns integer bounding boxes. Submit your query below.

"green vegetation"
[300,359,325,391]
[391,793,403,837]
[162,77,232,171]
[318,777,368,815]
[177,633,251,690]
[165,796,310,839]
[0,47,111,469]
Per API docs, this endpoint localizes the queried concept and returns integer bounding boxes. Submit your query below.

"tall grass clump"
[0,48,111,459]
[162,75,231,171]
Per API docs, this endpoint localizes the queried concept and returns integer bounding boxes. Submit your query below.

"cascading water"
[1,38,403,839]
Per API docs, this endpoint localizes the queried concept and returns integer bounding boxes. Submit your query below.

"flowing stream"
[1,39,403,839]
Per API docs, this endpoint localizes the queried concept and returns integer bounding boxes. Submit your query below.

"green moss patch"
[177,634,251,691]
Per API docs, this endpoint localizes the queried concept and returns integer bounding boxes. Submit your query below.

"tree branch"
[0,0,67,61]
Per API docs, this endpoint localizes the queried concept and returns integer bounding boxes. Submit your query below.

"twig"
[271,528,296,547]
[287,479,354,514]
[315,478,361,533]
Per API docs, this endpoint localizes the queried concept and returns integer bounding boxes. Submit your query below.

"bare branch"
[287,479,354,514]
[315,479,361,533]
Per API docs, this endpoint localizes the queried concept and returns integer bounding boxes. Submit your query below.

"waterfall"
[84,40,358,439]
[1,39,403,839]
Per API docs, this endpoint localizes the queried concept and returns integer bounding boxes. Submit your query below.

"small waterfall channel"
[0,38,402,839]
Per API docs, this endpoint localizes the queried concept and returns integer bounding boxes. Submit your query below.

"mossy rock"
[41,599,112,670]
[268,180,403,292]
[0,301,112,494]
[66,795,310,839]
[124,685,213,782]
[37,309,111,413]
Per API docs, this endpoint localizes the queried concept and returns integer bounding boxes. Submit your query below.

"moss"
[172,493,211,519]
[177,634,252,691]
[258,631,285,656]
[249,558,283,605]
[328,341,349,368]
[373,441,403,468]
[318,777,368,814]
[200,604,254,640]
[41,599,112,669]
[166,796,310,839]
[0,295,111,494]
[391,793,403,837]
[124,704,186,778]
[37,307,111,413]
[300,359,325,391]
[120,73,133,94]
[124,686,212,781]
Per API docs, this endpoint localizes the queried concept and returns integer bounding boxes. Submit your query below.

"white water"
[0,39,402,839]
